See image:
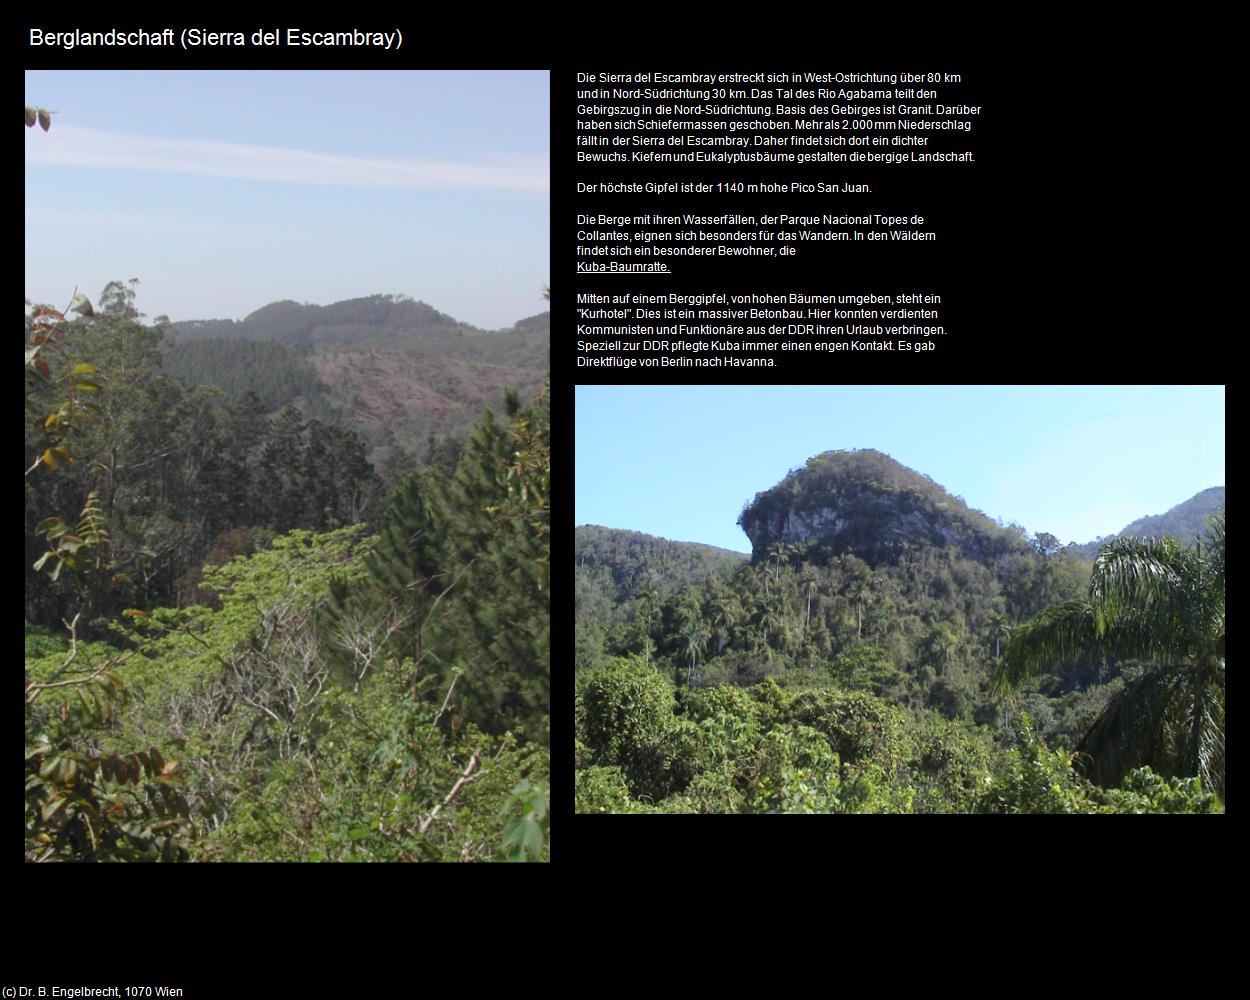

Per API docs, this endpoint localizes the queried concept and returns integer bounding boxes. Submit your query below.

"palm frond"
[1185,672,1225,800]
[1089,537,1189,633]
[1095,604,1194,664]
[1076,667,1184,787]
[1205,507,1225,569]
[1077,666,1224,797]
[994,600,1098,697]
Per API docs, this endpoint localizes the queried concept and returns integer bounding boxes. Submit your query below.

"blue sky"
[575,385,1226,552]
[25,70,549,329]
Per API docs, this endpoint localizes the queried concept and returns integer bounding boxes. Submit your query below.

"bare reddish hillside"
[311,347,547,449]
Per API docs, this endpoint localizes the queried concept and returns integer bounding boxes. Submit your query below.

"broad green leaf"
[41,795,69,822]
[501,815,543,861]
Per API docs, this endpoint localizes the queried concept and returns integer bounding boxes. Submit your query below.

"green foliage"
[783,688,909,775]
[973,714,1219,814]
[829,644,901,693]
[165,295,548,466]
[578,661,675,766]
[908,717,993,813]
[325,385,550,740]
[1102,767,1223,814]
[24,287,386,628]
[743,723,841,813]
[96,524,547,861]
[575,525,747,621]
[575,766,647,814]
[499,779,549,862]
[28,132,550,856]
[161,337,330,412]
[26,737,195,862]
[32,489,109,585]
[25,284,196,861]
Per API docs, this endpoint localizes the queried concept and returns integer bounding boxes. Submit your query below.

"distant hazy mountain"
[170,293,548,362]
[163,294,548,460]
[1067,487,1225,561]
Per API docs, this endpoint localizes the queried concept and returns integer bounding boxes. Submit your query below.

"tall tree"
[995,513,1225,799]
[325,386,549,741]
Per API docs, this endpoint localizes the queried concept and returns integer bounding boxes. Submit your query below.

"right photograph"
[574,385,1225,814]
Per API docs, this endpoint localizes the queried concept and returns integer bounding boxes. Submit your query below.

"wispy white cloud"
[25,126,549,194]
[25,204,284,241]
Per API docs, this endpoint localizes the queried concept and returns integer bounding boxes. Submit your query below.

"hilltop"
[162,294,548,463]
[738,448,1028,569]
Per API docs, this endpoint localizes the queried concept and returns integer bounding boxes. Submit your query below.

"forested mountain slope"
[169,293,548,360]
[164,295,548,461]
[575,525,748,622]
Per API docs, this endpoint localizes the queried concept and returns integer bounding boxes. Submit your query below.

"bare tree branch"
[418,752,482,835]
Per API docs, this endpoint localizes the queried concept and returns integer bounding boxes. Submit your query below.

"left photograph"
[25,70,550,862]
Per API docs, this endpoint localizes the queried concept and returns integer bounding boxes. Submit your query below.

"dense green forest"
[575,449,1224,814]
[25,281,549,861]
[160,338,335,415]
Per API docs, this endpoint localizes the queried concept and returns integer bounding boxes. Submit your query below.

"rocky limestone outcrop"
[738,450,1024,568]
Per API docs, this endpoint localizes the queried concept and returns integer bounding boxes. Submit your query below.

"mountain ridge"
[162,292,548,465]
[1067,485,1225,561]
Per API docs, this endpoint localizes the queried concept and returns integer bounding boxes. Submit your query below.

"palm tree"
[678,618,709,688]
[801,571,819,633]
[756,596,784,651]
[709,590,739,655]
[635,586,661,660]
[850,578,874,641]
[995,512,1225,799]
